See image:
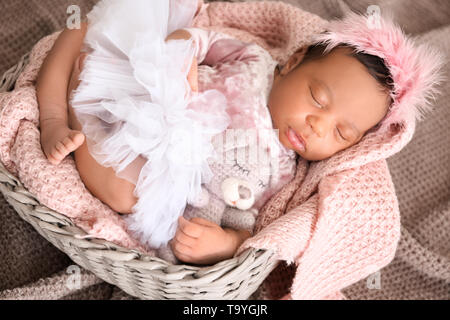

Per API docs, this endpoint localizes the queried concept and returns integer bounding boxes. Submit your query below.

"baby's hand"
[187,56,198,92]
[170,216,236,265]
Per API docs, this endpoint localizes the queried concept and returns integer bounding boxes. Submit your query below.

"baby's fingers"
[178,216,203,238]
[170,240,193,262]
[173,227,197,248]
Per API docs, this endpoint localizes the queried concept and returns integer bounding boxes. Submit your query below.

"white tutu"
[70,0,231,248]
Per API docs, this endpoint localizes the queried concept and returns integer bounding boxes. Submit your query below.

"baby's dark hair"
[300,43,395,108]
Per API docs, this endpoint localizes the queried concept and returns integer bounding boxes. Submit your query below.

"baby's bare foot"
[41,119,85,165]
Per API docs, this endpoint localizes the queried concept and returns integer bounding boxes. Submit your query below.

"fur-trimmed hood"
[309,11,446,175]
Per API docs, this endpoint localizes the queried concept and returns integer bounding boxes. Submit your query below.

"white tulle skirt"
[70,0,230,249]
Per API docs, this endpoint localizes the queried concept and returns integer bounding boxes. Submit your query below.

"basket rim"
[0,144,276,271]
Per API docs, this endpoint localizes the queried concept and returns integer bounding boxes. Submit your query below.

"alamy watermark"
[67,5,81,29]
[66,264,81,291]
[367,5,382,30]
[365,265,382,290]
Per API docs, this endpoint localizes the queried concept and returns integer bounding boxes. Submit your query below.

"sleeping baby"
[36,0,392,265]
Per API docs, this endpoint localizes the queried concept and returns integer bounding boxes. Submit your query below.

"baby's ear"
[296,46,308,62]
[280,46,308,75]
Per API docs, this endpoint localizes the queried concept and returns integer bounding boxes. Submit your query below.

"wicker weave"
[0,54,278,300]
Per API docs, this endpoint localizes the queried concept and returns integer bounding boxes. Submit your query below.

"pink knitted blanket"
[0,0,409,300]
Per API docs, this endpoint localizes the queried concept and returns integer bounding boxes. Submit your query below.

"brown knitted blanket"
[0,0,449,300]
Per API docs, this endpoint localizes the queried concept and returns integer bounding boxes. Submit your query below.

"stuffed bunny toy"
[157,129,293,264]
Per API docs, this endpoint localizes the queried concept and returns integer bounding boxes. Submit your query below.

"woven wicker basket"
[0,54,278,300]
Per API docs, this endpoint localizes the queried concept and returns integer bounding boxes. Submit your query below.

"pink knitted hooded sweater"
[190,1,445,300]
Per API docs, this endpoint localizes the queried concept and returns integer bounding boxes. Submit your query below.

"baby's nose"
[308,114,332,138]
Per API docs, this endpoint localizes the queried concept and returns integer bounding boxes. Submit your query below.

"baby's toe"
[69,131,85,147]
[47,156,59,165]
[62,136,76,151]
[50,148,64,163]
[55,141,68,155]
[62,132,84,153]
[52,146,67,162]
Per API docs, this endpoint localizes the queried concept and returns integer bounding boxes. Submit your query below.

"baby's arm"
[166,27,256,94]
[181,27,259,66]
[36,22,88,164]
[168,27,250,66]
[178,28,229,65]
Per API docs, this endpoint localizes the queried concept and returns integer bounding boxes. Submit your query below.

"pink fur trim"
[311,11,446,127]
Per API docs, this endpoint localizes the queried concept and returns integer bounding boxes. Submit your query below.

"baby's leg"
[71,134,138,214]
[40,54,86,165]
[37,25,137,214]
[67,54,138,214]
[37,23,88,166]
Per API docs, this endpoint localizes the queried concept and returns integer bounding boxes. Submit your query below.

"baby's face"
[268,47,390,161]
